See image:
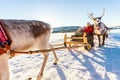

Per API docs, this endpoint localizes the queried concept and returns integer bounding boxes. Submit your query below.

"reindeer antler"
[100,8,105,18]
[87,8,105,20]
[87,12,94,20]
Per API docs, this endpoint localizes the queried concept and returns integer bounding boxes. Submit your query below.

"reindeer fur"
[0,19,58,80]
[87,9,109,46]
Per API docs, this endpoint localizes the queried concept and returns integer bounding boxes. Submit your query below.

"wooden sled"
[64,32,91,51]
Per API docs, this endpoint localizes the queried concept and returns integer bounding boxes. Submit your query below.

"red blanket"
[0,21,8,43]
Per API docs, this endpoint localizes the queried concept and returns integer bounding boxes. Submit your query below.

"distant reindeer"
[0,19,58,80]
[87,8,110,46]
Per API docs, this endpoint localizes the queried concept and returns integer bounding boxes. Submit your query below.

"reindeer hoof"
[53,63,57,65]
[53,58,59,65]
[26,77,32,80]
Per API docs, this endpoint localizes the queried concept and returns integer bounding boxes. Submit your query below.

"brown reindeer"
[0,19,58,80]
[87,9,110,46]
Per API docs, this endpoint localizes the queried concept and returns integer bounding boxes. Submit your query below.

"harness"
[94,22,107,35]
[0,20,12,56]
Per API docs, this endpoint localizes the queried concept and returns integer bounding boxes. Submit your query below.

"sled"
[64,32,91,50]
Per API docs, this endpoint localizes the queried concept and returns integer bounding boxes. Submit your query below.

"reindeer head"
[87,8,105,25]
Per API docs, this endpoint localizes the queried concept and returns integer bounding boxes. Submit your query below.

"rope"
[10,43,90,55]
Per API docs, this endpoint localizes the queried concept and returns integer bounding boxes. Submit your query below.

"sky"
[0,0,120,28]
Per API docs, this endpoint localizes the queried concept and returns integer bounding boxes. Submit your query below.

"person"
[71,27,83,42]
[84,22,94,47]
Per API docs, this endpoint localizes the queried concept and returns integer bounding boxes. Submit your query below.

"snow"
[9,29,120,80]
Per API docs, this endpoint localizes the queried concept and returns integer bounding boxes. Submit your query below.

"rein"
[2,43,90,58]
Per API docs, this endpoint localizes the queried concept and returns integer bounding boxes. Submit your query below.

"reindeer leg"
[52,50,59,65]
[102,34,106,46]
[49,44,59,65]
[0,72,9,80]
[37,53,49,80]
[0,54,9,80]
[97,35,101,46]
[106,34,108,38]
[0,75,1,80]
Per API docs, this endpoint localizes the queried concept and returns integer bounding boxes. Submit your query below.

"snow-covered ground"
[9,29,120,80]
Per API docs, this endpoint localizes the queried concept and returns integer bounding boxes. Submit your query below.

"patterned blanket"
[0,21,7,42]
[0,20,11,48]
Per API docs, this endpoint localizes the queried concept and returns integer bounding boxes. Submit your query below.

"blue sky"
[0,0,120,27]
